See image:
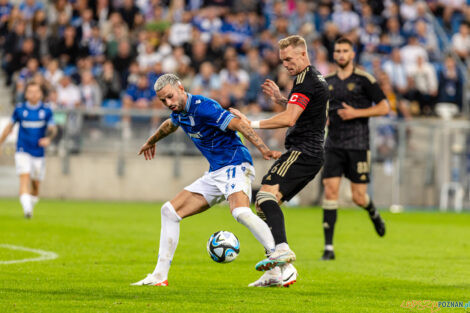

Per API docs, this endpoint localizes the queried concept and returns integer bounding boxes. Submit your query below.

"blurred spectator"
[119,0,140,30]
[400,0,418,22]
[137,41,161,71]
[5,37,37,86]
[47,0,71,25]
[97,60,121,100]
[313,47,332,76]
[113,40,135,85]
[400,35,428,72]
[57,75,80,109]
[386,17,406,48]
[452,22,470,61]
[44,59,63,89]
[79,71,102,110]
[219,57,249,108]
[122,73,158,125]
[191,61,221,99]
[288,1,314,34]
[382,48,409,96]
[169,11,192,47]
[332,0,360,34]
[55,25,80,67]
[407,56,438,115]
[75,8,95,45]
[15,57,40,101]
[438,56,463,109]
[162,46,190,73]
[414,20,439,61]
[19,0,44,21]
[314,2,332,33]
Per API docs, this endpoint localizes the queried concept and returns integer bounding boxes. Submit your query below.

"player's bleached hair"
[278,35,307,50]
[153,73,182,92]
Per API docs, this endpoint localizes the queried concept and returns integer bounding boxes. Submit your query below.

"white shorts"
[15,152,46,181]
[184,162,255,207]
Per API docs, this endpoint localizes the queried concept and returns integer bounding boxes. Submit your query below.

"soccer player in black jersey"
[231,35,329,287]
[321,37,389,261]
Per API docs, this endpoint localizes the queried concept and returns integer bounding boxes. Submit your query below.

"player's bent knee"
[352,193,367,206]
[161,201,182,222]
[322,199,338,210]
[256,191,277,207]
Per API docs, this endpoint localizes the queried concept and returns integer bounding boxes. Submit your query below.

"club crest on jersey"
[39,110,45,119]
[347,83,355,91]
[23,110,28,117]
[328,85,334,91]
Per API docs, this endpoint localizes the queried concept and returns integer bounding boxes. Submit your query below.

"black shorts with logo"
[261,150,323,202]
[322,148,370,183]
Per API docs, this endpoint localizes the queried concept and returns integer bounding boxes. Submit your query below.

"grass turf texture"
[0,198,469,313]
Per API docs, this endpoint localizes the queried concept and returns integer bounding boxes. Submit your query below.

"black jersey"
[284,65,329,158]
[325,68,386,150]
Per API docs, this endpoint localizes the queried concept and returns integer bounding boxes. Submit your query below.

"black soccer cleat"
[320,250,335,261]
[370,212,386,237]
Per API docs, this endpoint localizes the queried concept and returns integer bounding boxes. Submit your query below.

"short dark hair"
[334,37,354,47]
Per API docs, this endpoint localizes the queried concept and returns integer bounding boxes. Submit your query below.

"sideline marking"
[0,244,58,264]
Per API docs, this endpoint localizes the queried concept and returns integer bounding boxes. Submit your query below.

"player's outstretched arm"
[337,99,390,121]
[0,122,14,154]
[230,103,303,130]
[138,118,179,160]
[227,118,281,160]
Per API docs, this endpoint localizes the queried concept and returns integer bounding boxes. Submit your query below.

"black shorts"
[322,148,370,183]
[261,150,323,202]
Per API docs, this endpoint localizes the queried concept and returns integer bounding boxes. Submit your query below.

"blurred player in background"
[231,35,329,287]
[132,74,281,287]
[321,37,389,261]
[0,82,57,218]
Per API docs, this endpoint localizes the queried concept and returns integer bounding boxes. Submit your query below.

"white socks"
[152,201,182,281]
[232,207,275,254]
[31,195,39,208]
[20,194,33,216]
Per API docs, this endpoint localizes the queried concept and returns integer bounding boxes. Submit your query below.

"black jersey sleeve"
[289,82,315,110]
[364,79,386,104]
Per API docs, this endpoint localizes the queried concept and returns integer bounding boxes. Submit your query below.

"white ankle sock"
[232,207,275,253]
[20,194,32,215]
[325,244,334,251]
[275,242,290,251]
[152,202,181,281]
[31,196,39,208]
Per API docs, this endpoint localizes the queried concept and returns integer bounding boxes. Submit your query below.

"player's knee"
[322,199,338,210]
[256,191,277,207]
[161,201,182,222]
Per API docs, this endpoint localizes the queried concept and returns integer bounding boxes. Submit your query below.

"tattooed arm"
[227,118,281,160]
[138,118,179,160]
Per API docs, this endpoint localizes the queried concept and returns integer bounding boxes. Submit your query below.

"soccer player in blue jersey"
[132,74,281,287]
[0,82,57,218]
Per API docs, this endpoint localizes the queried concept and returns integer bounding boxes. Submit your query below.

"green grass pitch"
[0,198,469,313]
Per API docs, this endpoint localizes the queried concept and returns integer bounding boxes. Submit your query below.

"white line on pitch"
[0,244,58,264]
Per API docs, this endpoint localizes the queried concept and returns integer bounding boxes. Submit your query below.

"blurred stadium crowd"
[0,0,469,125]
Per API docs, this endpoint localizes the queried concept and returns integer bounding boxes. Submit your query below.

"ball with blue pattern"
[207,231,240,263]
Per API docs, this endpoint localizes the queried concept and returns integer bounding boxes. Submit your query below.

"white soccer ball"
[207,231,240,263]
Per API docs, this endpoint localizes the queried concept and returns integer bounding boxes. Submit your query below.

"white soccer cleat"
[280,263,298,287]
[131,274,168,286]
[255,248,296,271]
[248,269,282,287]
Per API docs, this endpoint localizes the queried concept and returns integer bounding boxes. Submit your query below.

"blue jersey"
[170,94,253,172]
[11,101,54,157]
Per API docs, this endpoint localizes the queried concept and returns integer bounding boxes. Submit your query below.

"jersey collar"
[185,92,192,112]
[26,101,42,110]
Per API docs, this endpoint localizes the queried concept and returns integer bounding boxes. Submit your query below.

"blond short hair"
[278,35,307,50]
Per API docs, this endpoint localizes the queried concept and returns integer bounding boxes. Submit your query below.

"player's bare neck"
[337,65,354,80]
